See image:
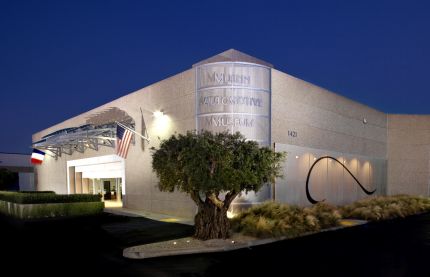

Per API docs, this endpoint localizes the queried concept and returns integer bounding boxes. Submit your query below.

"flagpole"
[139,107,149,139]
[115,121,150,142]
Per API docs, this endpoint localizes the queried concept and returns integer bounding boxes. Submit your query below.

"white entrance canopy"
[76,163,123,179]
[67,155,126,195]
[32,123,118,159]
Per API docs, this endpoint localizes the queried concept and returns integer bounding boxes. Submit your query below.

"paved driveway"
[1,212,430,276]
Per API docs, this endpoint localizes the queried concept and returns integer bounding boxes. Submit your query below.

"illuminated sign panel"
[196,62,271,144]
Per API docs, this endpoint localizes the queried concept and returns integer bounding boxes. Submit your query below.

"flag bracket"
[115,121,150,142]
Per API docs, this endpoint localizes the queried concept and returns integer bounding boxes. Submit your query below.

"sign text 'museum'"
[204,116,254,128]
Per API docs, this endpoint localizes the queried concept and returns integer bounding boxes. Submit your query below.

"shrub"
[0,168,18,190]
[340,195,430,221]
[0,191,101,204]
[231,202,341,238]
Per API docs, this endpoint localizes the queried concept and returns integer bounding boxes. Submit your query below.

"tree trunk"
[194,202,230,240]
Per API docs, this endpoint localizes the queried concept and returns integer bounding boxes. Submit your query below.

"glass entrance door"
[89,178,122,207]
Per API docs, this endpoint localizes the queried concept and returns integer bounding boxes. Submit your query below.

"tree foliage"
[151,131,285,239]
[0,169,19,191]
[152,131,284,198]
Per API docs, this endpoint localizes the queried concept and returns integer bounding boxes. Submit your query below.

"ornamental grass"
[230,202,341,238]
[340,195,430,221]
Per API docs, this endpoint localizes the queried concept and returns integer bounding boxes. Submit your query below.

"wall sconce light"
[152,109,170,136]
[363,117,368,124]
[153,110,164,118]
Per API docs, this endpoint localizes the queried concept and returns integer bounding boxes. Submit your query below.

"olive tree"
[151,131,285,240]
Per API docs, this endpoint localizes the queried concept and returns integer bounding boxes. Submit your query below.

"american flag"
[116,124,133,158]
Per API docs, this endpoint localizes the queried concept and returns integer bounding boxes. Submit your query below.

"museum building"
[32,49,430,218]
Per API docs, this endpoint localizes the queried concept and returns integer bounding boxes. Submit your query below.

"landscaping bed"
[340,194,430,221]
[0,191,104,219]
[230,202,341,238]
[231,195,430,239]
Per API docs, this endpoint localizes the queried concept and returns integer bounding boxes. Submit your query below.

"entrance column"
[92,179,96,195]
[68,166,76,194]
[82,178,89,193]
[75,172,83,193]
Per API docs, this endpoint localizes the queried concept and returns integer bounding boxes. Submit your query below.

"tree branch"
[207,192,224,209]
[209,159,216,177]
[190,190,204,207]
[224,190,239,209]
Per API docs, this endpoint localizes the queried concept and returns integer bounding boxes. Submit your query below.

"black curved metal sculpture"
[305,156,376,204]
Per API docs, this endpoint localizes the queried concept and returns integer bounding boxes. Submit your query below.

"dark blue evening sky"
[1,0,429,153]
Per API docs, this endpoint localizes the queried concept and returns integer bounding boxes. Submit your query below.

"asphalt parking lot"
[1,212,429,276]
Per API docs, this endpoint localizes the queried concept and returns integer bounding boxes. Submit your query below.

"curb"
[123,238,279,259]
[104,208,194,225]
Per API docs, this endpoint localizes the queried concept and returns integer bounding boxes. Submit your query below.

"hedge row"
[0,201,104,219]
[20,191,55,194]
[0,191,101,204]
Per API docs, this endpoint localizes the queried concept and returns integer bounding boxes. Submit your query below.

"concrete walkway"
[123,219,368,259]
[104,207,194,225]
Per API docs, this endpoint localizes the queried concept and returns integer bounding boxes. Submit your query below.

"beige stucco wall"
[33,58,429,217]
[387,115,430,196]
[271,69,387,159]
[271,69,388,204]
[33,69,197,218]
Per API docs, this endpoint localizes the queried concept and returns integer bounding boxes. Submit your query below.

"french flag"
[31,149,45,164]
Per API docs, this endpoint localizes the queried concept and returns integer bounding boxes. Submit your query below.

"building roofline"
[193,49,274,68]
[0,152,31,155]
